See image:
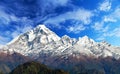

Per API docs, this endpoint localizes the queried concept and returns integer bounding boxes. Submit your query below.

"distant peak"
[79,35,89,41]
[78,35,95,45]
[82,35,89,39]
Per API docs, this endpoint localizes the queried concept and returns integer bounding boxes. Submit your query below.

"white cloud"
[92,7,120,32]
[41,0,70,7]
[0,7,34,44]
[67,24,86,34]
[44,8,94,34]
[92,22,104,31]
[47,0,70,6]
[0,9,11,24]
[103,16,117,22]
[92,21,109,33]
[104,27,120,37]
[38,0,70,15]
[96,27,120,42]
[0,6,21,25]
[99,0,111,11]
[0,6,34,26]
[11,25,33,38]
[0,25,33,45]
[93,7,120,42]
[93,7,120,32]
[44,8,94,28]
[104,7,120,23]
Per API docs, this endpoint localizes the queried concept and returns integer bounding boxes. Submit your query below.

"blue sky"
[0,0,120,46]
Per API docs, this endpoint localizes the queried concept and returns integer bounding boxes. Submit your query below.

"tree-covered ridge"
[9,61,69,74]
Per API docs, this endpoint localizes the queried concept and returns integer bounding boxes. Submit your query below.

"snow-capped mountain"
[1,24,120,59]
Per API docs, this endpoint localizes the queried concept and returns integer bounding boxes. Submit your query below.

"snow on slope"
[1,24,120,59]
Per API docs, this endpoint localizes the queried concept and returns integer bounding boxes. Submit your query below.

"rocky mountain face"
[1,24,120,74]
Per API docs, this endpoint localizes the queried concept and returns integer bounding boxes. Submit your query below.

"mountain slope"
[0,51,32,74]
[5,25,60,57]
[9,61,68,74]
[36,55,120,74]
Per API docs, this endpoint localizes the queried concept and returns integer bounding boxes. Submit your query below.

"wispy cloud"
[97,27,120,41]
[92,6,120,33]
[45,0,70,6]
[99,0,112,11]
[0,35,10,45]
[103,16,117,22]
[92,22,104,31]
[0,25,33,45]
[66,21,86,34]
[92,21,109,33]
[0,6,34,26]
[0,8,34,44]
[103,27,120,37]
[11,25,33,38]
[103,7,120,22]
[44,8,94,28]
[0,7,12,25]
[37,0,71,15]
[93,6,120,42]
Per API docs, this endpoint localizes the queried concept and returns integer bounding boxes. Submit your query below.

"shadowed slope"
[0,52,32,74]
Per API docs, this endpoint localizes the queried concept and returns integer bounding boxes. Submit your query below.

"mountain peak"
[34,24,51,35]
[78,35,90,41]
[78,35,95,45]
[7,24,60,47]
[81,35,89,40]
[36,24,47,29]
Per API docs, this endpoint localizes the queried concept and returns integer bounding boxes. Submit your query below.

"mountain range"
[1,24,120,59]
[0,24,120,74]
